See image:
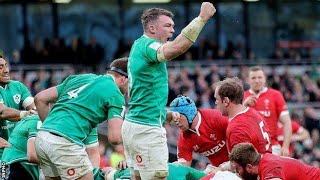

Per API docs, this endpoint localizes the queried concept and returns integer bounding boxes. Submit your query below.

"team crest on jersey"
[13,94,21,104]
[264,99,270,109]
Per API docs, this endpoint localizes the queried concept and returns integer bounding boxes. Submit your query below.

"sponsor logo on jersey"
[148,42,162,50]
[1,124,14,130]
[13,94,21,104]
[201,141,226,156]
[259,110,271,117]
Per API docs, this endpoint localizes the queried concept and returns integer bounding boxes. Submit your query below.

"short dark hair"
[229,143,261,167]
[108,57,128,77]
[249,66,264,73]
[213,77,244,104]
[141,8,174,32]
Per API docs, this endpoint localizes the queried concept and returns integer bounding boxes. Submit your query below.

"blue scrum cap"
[169,95,197,124]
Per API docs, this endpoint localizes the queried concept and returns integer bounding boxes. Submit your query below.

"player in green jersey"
[1,114,104,180]
[34,57,128,180]
[123,2,216,180]
[103,161,241,180]
[0,55,35,157]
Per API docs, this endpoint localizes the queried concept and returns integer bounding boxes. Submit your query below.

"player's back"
[40,74,125,146]
[259,153,320,180]
[227,107,271,153]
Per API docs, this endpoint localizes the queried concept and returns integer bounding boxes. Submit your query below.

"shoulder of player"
[7,80,24,86]
[266,88,282,95]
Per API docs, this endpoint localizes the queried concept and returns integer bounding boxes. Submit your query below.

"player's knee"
[154,170,168,179]
[140,170,168,180]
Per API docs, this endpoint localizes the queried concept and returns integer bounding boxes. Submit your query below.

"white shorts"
[121,121,169,179]
[271,144,281,156]
[35,131,93,179]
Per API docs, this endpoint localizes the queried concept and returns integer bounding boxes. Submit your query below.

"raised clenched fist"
[199,2,216,21]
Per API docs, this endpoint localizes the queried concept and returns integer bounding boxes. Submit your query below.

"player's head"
[229,143,260,180]
[169,95,197,131]
[213,77,243,116]
[0,54,10,86]
[248,66,266,93]
[107,57,128,94]
[141,8,174,43]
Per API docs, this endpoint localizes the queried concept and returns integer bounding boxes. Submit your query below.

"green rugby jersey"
[113,163,206,180]
[126,35,168,127]
[1,115,41,180]
[2,114,99,180]
[0,80,32,157]
[40,74,125,146]
[93,167,105,180]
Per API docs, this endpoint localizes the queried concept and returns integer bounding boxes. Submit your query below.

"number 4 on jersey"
[67,84,90,99]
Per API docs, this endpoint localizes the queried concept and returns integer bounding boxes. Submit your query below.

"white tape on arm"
[157,45,168,62]
[181,16,206,43]
[20,111,29,119]
[22,97,34,109]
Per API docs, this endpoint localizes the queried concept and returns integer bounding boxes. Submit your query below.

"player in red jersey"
[230,142,320,180]
[213,77,272,154]
[277,120,310,157]
[243,66,292,156]
[168,95,229,167]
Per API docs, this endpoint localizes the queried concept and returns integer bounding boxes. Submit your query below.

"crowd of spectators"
[16,36,104,70]
[7,61,320,169]
[3,38,320,169]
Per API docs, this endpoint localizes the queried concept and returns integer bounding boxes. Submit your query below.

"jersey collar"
[0,84,8,89]
[106,74,116,82]
[249,87,268,97]
[229,107,249,122]
[189,112,201,136]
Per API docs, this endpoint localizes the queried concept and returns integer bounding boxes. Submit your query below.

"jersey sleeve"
[144,39,163,63]
[28,120,41,139]
[292,121,301,133]
[106,92,125,121]
[19,82,32,102]
[274,91,288,116]
[177,132,193,162]
[83,127,98,147]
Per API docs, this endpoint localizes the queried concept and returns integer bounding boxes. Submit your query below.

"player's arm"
[86,145,100,167]
[177,133,193,166]
[279,113,292,157]
[34,87,59,121]
[27,137,39,164]
[0,103,32,121]
[108,117,123,145]
[84,127,100,167]
[0,137,10,148]
[157,3,215,61]
[292,126,310,142]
